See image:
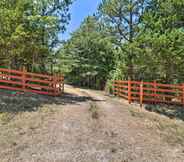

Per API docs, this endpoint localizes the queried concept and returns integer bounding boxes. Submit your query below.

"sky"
[62,0,101,40]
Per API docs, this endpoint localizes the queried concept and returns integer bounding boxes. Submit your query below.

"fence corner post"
[128,80,132,104]
[140,81,143,108]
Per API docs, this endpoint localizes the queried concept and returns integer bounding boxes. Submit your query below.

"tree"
[136,0,184,83]
[59,16,115,89]
[98,0,148,79]
[0,0,72,72]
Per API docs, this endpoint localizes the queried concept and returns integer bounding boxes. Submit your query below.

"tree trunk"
[128,4,134,80]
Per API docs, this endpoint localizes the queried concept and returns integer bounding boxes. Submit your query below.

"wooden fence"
[113,80,184,107]
[0,68,64,96]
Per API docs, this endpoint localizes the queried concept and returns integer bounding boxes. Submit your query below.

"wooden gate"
[0,68,64,96]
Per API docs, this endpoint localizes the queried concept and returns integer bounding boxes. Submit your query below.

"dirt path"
[0,85,184,162]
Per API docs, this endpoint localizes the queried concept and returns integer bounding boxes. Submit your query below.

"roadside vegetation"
[129,105,184,146]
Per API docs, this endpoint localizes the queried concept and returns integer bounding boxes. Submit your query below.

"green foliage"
[58,16,115,89]
[57,0,184,89]
[0,0,72,72]
[135,0,184,83]
[1,0,184,89]
[97,0,184,85]
[98,0,148,79]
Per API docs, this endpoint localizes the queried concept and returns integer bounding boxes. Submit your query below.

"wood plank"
[0,68,23,75]
[113,84,128,88]
[143,87,182,93]
[0,73,22,80]
[25,83,55,91]
[25,78,51,84]
[26,72,53,79]
[0,85,23,91]
[0,79,22,86]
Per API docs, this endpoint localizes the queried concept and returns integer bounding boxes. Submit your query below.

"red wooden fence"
[113,80,184,107]
[0,68,64,96]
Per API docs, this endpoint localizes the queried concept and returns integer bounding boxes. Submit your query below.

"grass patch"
[157,119,184,145]
[89,102,99,119]
[129,109,145,118]
[129,107,184,146]
[0,112,15,124]
[0,107,54,149]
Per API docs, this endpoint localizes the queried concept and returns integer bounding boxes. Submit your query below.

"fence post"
[22,67,26,92]
[56,74,59,95]
[128,80,132,104]
[140,81,143,107]
[53,74,57,96]
[117,81,120,97]
[154,80,157,104]
[58,74,61,93]
[61,75,64,93]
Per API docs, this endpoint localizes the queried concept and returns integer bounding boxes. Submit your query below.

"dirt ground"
[0,85,184,162]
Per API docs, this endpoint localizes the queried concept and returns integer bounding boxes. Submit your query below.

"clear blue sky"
[62,0,101,40]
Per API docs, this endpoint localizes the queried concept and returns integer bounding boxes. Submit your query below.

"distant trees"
[59,16,115,89]
[59,0,184,90]
[0,0,72,72]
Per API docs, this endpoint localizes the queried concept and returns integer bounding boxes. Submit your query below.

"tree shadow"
[0,90,103,114]
[145,104,184,121]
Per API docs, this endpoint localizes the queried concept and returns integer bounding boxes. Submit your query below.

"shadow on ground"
[145,104,184,121]
[0,89,103,114]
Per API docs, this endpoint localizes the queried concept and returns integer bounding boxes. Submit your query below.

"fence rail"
[0,68,64,96]
[113,80,184,107]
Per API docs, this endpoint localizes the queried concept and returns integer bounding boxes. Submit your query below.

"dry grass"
[0,112,15,124]
[89,102,99,119]
[0,103,61,151]
[1,86,184,161]
[129,107,184,146]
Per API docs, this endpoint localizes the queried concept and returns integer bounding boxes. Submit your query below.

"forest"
[1,0,184,90]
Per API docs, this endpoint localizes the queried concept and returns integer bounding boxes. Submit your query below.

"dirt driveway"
[0,85,184,162]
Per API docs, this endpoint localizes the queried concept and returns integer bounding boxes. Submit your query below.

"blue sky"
[62,0,101,40]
